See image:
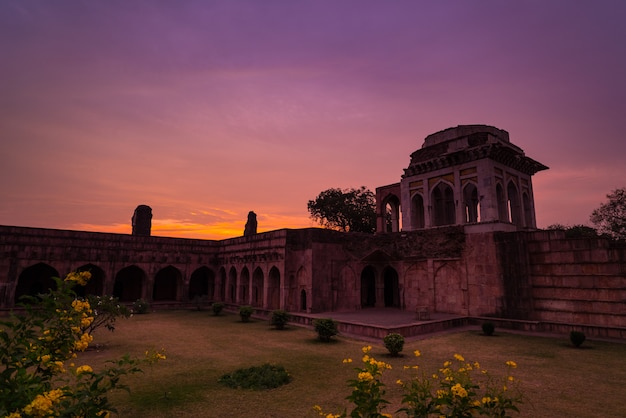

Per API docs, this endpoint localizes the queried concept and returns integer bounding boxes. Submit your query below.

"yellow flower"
[506,360,517,368]
[396,379,403,385]
[362,345,372,354]
[482,396,492,404]
[76,365,93,375]
[413,349,421,357]
[453,353,464,362]
[65,271,91,286]
[342,358,352,363]
[96,411,110,418]
[451,383,468,398]
[358,371,374,382]
[40,354,51,363]
[382,414,393,418]
[6,412,21,418]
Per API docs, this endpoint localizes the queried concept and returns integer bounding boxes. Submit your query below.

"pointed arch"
[496,183,508,221]
[383,266,400,308]
[75,263,104,297]
[360,266,376,308]
[153,265,181,301]
[507,180,522,226]
[227,267,237,303]
[411,193,425,229]
[432,181,455,226]
[189,266,215,300]
[239,267,250,304]
[267,266,281,310]
[114,265,146,302]
[251,267,264,307]
[218,267,227,302]
[15,263,59,302]
[463,183,479,223]
[383,194,401,232]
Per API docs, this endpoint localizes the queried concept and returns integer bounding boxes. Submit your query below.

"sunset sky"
[1,1,625,240]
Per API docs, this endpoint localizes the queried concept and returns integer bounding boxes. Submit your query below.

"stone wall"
[497,230,626,329]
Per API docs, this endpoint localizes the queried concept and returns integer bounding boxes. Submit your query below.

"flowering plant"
[316,347,522,418]
[0,271,165,418]
[314,345,392,418]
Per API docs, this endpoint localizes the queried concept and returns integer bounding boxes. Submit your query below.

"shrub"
[218,363,291,390]
[133,298,150,314]
[313,318,338,342]
[570,331,586,347]
[239,305,254,322]
[212,302,224,316]
[482,321,495,336]
[270,310,290,330]
[0,271,165,417]
[84,294,130,335]
[383,332,405,356]
[316,348,523,418]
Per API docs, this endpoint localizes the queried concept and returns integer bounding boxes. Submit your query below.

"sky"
[1,1,625,240]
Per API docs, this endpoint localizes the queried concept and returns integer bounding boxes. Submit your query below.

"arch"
[267,266,281,310]
[189,266,215,301]
[75,264,105,297]
[153,265,181,301]
[218,267,227,302]
[522,192,533,228]
[411,193,425,229]
[239,267,250,304]
[251,267,264,307]
[114,265,146,302]
[496,183,508,221]
[14,263,59,302]
[432,182,455,226]
[463,183,479,223]
[360,266,376,308]
[383,266,400,308]
[227,267,237,303]
[507,181,522,226]
[300,289,307,311]
[383,195,401,232]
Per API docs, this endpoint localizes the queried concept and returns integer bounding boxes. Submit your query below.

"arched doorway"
[300,289,307,311]
[14,263,59,302]
[251,267,264,307]
[383,266,400,308]
[153,266,181,301]
[75,264,105,297]
[267,266,281,310]
[189,266,214,301]
[114,266,146,302]
[360,266,376,308]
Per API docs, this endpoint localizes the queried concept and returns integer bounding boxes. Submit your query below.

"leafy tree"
[546,224,598,238]
[307,186,376,233]
[590,187,626,240]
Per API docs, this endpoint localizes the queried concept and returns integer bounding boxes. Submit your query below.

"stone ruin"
[131,205,152,236]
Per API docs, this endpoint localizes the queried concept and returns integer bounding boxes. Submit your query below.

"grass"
[83,310,626,417]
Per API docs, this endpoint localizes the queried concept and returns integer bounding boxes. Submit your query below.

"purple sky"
[1,1,625,239]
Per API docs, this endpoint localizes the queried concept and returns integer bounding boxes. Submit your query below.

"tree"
[307,186,376,233]
[590,187,626,240]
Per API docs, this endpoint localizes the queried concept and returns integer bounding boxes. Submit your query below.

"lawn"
[83,310,626,417]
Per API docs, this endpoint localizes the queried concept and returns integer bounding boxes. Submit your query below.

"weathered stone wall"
[494,230,626,329]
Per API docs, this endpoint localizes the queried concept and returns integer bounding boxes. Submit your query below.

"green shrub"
[482,321,495,336]
[313,318,339,342]
[133,298,150,314]
[570,331,586,347]
[239,305,253,322]
[211,302,224,316]
[218,363,291,390]
[270,310,290,330]
[383,332,405,356]
[84,294,130,334]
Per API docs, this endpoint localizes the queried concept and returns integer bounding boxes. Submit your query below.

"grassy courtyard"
[83,310,626,417]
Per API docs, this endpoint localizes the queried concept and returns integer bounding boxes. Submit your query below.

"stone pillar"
[132,205,152,236]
